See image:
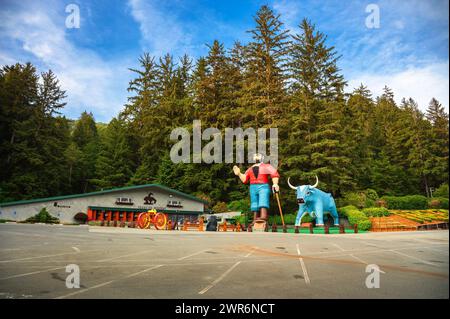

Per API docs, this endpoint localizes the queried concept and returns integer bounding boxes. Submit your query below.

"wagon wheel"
[153,213,167,230]
[137,212,151,229]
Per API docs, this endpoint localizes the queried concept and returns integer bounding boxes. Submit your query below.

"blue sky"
[0,0,448,122]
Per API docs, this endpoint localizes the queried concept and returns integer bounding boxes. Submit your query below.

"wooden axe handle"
[275,192,285,226]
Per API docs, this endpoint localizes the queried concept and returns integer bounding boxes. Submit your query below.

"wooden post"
[339,224,345,234]
[272,221,277,232]
[354,224,358,233]
[247,224,252,232]
[282,224,287,233]
[324,224,329,234]
[294,226,299,234]
[309,223,314,234]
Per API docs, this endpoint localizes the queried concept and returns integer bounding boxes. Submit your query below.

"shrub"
[74,212,88,224]
[283,213,297,225]
[25,208,60,224]
[340,189,379,209]
[340,193,366,209]
[267,213,296,225]
[227,199,250,214]
[339,205,358,216]
[338,205,371,231]
[382,195,428,210]
[212,201,228,213]
[300,214,313,223]
[362,207,390,217]
[236,213,253,225]
[365,189,379,202]
[434,183,449,198]
[429,197,449,209]
[376,199,387,207]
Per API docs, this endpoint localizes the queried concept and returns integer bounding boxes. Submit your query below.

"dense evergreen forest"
[0,6,448,214]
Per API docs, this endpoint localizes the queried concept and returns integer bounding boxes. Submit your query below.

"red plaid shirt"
[244,163,279,184]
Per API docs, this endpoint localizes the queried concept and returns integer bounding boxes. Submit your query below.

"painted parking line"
[296,244,310,285]
[54,264,164,299]
[0,248,22,252]
[0,249,99,263]
[178,249,210,260]
[332,243,346,252]
[97,250,153,262]
[388,249,437,266]
[198,261,242,295]
[0,266,66,280]
[243,247,257,258]
[349,254,386,274]
[315,243,449,260]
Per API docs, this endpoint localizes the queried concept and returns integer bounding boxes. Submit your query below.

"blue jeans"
[250,184,271,211]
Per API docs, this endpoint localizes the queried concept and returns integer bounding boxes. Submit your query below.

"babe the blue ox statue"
[288,176,339,226]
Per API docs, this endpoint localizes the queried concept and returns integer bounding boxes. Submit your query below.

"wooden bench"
[218,222,241,232]
[182,218,204,231]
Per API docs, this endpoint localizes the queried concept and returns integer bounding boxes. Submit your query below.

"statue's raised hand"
[232,165,241,176]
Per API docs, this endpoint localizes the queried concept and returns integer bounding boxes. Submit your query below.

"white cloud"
[0,1,131,122]
[127,0,194,57]
[347,62,449,112]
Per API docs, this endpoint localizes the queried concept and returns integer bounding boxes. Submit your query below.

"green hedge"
[381,195,428,210]
[25,208,60,224]
[268,213,297,225]
[337,189,379,209]
[300,214,313,223]
[434,183,449,198]
[362,207,390,217]
[338,205,371,231]
[428,197,449,209]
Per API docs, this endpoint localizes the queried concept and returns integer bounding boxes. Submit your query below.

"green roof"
[0,184,208,207]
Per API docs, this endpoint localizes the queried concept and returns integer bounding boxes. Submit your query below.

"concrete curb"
[87,225,382,237]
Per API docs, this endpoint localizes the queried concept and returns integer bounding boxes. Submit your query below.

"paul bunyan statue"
[233,153,280,224]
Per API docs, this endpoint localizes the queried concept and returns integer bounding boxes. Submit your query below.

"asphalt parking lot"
[0,223,448,299]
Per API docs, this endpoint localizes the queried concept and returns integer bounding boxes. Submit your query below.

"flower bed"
[390,209,448,224]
